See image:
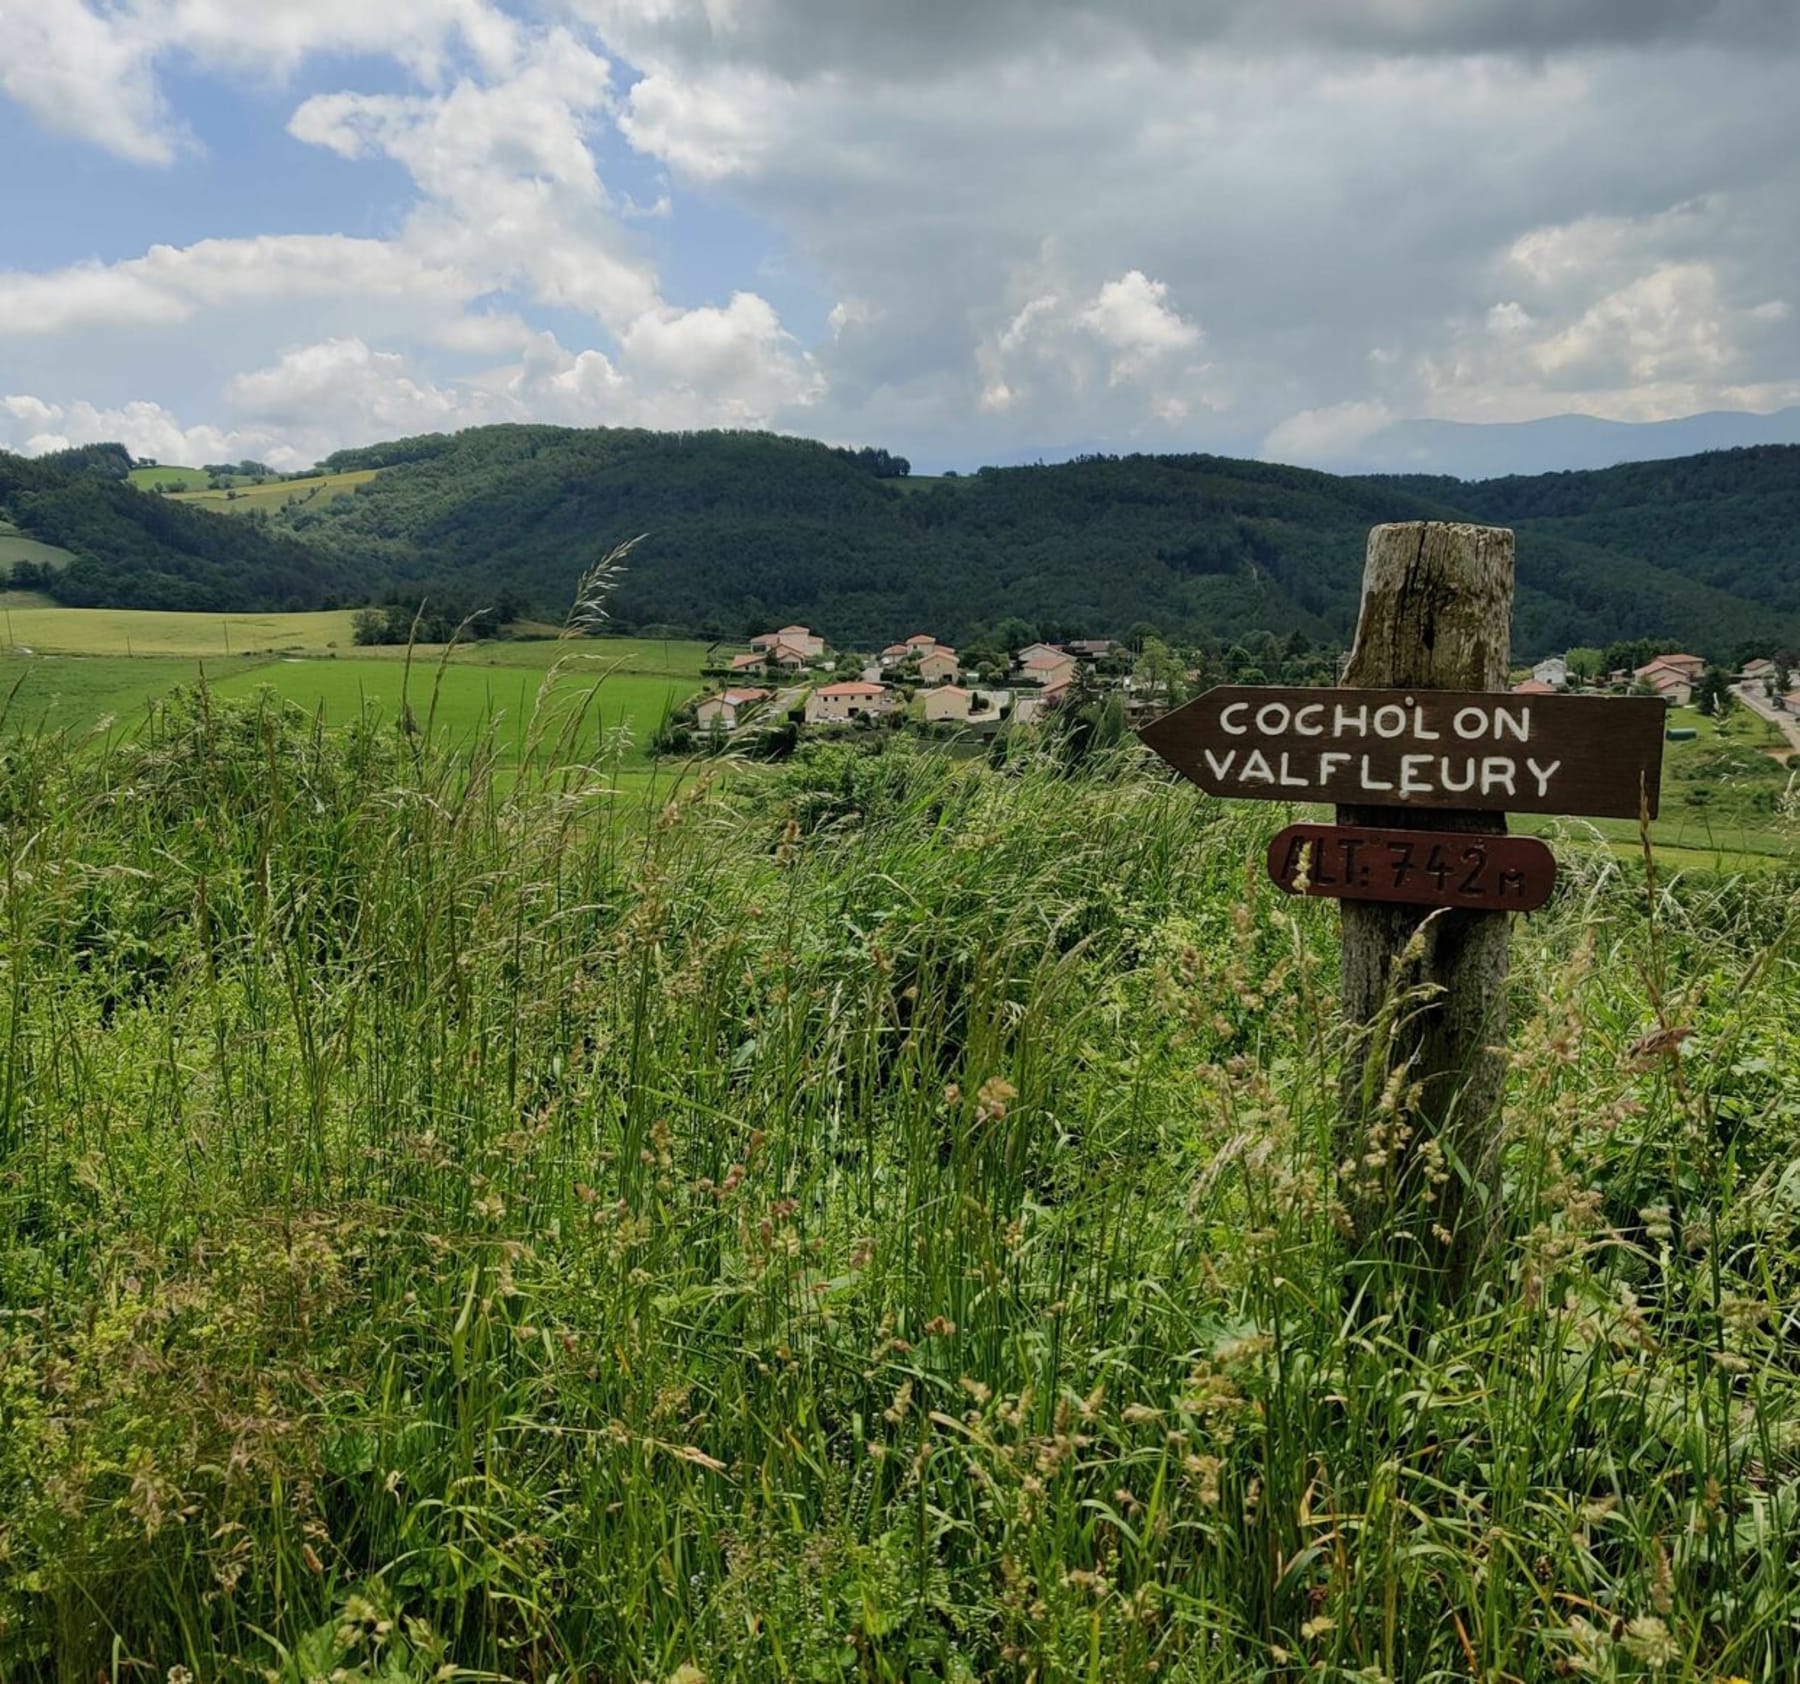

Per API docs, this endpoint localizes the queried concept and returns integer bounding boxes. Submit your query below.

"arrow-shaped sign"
[1140,685,1664,820]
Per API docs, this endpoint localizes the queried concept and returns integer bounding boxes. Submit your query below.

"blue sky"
[3,1,1799,475]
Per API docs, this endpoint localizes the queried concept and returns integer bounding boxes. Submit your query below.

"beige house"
[922,685,973,723]
[1019,647,1078,687]
[916,647,960,683]
[1639,663,1693,706]
[804,681,895,724]
[696,687,770,732]
[751,625,826,659]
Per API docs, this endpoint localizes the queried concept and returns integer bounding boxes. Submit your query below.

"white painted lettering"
[1359,755,1394,792]
[1481,756,1516,796]
[1255,702,1291,734]
[1440,757,1476,793]
[1318,751,1351,785]
[1293,703,1326,736]
[1220,702,1250,736]
[1453,706,1487,740]
[1203,749,1236,781]
[1278,753,1308,788]
[1409,699,1441,740]
[1333,703,1367,737]
[1373,704,1407,738]
[1494,707,1529,743]
[1241,749,1276,783]
[1526,757,1561,797]
[1398,754,1435,798]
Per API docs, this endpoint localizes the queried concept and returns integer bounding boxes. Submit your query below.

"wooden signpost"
[1139,520,1667,1300]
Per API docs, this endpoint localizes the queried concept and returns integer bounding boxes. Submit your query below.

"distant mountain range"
[6,426,1800,660]
[1294,407,1800,479]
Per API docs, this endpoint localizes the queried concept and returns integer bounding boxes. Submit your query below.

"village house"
[1637,661,1694,706]
[695,687,771,732]
[1011,674,1073,724]
[1741,657,1777,683]
[804,681,896,724]
[905,633,939,649]
[916,647,960,683]
[1636,653,1704,685]
[1067,638,1122,658]
[1530,656,1567,688]
[729,651,767,674]
[1017,644,1078,687]
[921,685,973,724]
[877,643,911,667]
[751,625,826,659]
[1511,678,1556,697]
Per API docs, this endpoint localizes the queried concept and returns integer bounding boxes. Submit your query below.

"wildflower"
[667,1666,706,1684]
[1300,1614,1335,1640]
[1622,1615,1680,1667]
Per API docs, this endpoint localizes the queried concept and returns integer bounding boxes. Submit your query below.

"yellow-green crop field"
[165,467,378,516]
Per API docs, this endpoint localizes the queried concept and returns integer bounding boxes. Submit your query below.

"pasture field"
[0,596,360,657]
[126,464,217,491]
[166,466,379,515]
[209,655,694,760]
[0,526,76,572]
[0,653,261,738]
[3,725,1799,1678]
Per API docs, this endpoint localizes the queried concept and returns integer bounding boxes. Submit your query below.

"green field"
[126,464,219,491]
[0,597,360,656]
[0,616,710,763]
[0,525,76,572]
[0,653,258,738]
[166,467,379,516]
[208,656,694,760]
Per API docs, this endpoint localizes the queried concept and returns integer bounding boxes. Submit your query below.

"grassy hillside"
[262,426,1800,656]
[167,467,379,517]
[3,715,1798,1676]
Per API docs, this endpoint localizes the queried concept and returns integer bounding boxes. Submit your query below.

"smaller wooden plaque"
[1267,823,1557,911]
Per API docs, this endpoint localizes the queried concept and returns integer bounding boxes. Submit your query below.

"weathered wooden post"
[1335,522,1515,1296]
[1137,519,1667,1305]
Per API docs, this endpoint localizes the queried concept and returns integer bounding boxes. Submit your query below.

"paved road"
[1731,682,1800,753]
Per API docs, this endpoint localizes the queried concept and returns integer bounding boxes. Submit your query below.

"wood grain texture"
[1338,521,1515,1303]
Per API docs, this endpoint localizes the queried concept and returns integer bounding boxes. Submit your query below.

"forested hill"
[0,446,356,611]
[1372,444,1800,616]
[10,424,1800,656]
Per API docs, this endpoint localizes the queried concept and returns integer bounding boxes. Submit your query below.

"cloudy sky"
[2,0,1798,473]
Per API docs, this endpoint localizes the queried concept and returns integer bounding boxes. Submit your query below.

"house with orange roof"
[804,681,896,724]
[1511,678,1556,696]
[751,625,826,659]
[916,647,960,683]
[921,685,973,723]
[696,687,771,732]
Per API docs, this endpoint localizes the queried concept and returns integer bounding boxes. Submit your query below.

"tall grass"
[1,686,1797,1680]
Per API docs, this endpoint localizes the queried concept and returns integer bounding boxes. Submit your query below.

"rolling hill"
[9,426,1800,656]
[0,446,361,612]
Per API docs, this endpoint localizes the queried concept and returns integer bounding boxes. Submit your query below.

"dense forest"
[9,425,1800,655]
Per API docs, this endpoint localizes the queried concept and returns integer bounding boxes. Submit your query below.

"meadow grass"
[208,654,694,762]
[1,699,1798,1681]
[0,531,76,573]
[0,603,362,659]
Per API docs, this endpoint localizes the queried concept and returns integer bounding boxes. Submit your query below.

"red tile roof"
[818,682,887,697]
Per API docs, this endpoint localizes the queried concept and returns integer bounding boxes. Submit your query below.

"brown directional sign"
[1267,823,1557,911]
[1140,685,1664,819]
